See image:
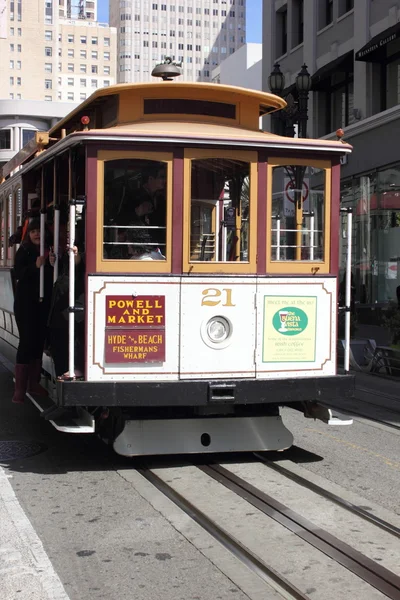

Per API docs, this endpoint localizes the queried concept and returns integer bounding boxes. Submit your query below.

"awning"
[311,52,353,89]
[355,22,400,62]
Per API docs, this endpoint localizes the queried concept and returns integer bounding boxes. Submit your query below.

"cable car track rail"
[254,454,400,538]
[137,465,310,600]
[201,464,400,600]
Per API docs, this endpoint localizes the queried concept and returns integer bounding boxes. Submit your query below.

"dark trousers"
[15,309,47,364]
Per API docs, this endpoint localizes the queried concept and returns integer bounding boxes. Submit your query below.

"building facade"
[109,0,246,83]
[212,42,261,89]
[0,99,78,172]
[263,0,400,312]
[0,0,117,104]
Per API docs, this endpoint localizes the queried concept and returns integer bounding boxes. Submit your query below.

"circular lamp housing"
[295,64,312,92]
[268,63,285,95]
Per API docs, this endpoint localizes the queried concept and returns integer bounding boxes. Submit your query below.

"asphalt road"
[1,362,399,600]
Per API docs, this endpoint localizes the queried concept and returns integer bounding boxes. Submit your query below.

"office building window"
[44,63,52,72]
[104,80,110,86]
[91,65,98,74]
[67,77,74,86]
[16,60,21,69]
[319,0,333,29]
[80,36,87,44]
[44,0,52,24]
[80,78,86,87]
[68,34,74,43]
[45,95,52,101]
[292,0,304,47]
[80,93,86,100]
[68,49,74,57]
[80,50,86,58]
[91,50,98,59]
[9,77,14,85]
[80,64,87,73]
[45,79,52,89]
[17,43,21,52]
[9,93,14,99]
[104,52,110,60]
[104,37,110,46]
[16,76,21,85]
[104,66,110,74]
[92,36,98,45]
[276,6,287,57]
[10,27,14,35]
[338,0,353,17]
[91,79,97,88]
[10,60,14,68]
[68,63,74,72]
[45,47,52,56]
[45,30,52,41]
[68,92,74,100]
[22,129,35,146]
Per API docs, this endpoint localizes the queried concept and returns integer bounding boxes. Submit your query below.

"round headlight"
[206,317,230,343]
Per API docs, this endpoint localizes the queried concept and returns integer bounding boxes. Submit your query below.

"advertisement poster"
[263,295,317,363]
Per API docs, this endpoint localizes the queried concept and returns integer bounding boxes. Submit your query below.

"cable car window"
[271,165,326,261]
[103,159,167,261]
[190,158,250,262]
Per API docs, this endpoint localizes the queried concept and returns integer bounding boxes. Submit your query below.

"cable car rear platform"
[54,373,355,407]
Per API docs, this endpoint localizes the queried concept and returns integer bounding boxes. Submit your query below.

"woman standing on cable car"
[12,219,53,404]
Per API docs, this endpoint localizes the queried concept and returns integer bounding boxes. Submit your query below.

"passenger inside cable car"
[104,160,167,260]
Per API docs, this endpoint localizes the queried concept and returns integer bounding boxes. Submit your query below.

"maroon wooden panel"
[257,154,267,274]
[171,149,184,273]
[85,145,98,274]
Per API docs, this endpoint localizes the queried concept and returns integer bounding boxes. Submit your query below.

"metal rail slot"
[201,464,400,600]
[208,383,236,402]
[255,456,400,538]
[138,467,310,600]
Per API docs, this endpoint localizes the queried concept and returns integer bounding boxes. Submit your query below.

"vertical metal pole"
[276,215,281,261]
[68,151,75,378]
[53,208,60,283]
[68,201,76,379]
[344,209,353,373]
[39,169,45,302]
[309,211,314,261]
[53,160,59,283]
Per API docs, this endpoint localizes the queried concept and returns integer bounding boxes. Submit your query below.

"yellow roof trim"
[49,82,287,137]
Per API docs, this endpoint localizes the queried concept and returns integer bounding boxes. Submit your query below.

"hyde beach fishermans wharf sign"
[104,295,165,363]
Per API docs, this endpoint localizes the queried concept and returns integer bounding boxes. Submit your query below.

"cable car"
[0,75,354,456]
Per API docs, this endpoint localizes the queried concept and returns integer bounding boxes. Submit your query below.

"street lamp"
[268,62,312,139]
[268,63,285,95]
[295,64,312,139]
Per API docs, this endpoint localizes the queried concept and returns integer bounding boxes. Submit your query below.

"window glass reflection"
[271,165,325,261]
[103,159,166,261]
[190,158,250,262]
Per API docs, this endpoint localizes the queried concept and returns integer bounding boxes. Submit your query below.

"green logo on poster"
[272,306,308,336]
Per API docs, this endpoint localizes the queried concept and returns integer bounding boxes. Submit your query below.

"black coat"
[13,242,53,320]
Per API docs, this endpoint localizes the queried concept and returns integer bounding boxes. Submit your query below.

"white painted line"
[0,467,70,600]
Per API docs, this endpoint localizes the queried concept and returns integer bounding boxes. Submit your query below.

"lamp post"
[295,64,312,139]
[268,62,312,259]
[268,62,311,138]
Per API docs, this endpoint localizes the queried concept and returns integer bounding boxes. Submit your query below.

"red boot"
[27,359,48,397]
[12,364,29,404]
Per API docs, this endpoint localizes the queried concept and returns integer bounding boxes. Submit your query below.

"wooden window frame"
[183,148,258,274]
[266,157,332,274]
[96,150,173,273]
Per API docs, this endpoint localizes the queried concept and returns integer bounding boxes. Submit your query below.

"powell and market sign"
[356,24,400,61]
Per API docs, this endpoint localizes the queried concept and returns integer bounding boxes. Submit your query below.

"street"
[1,356,399,600]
